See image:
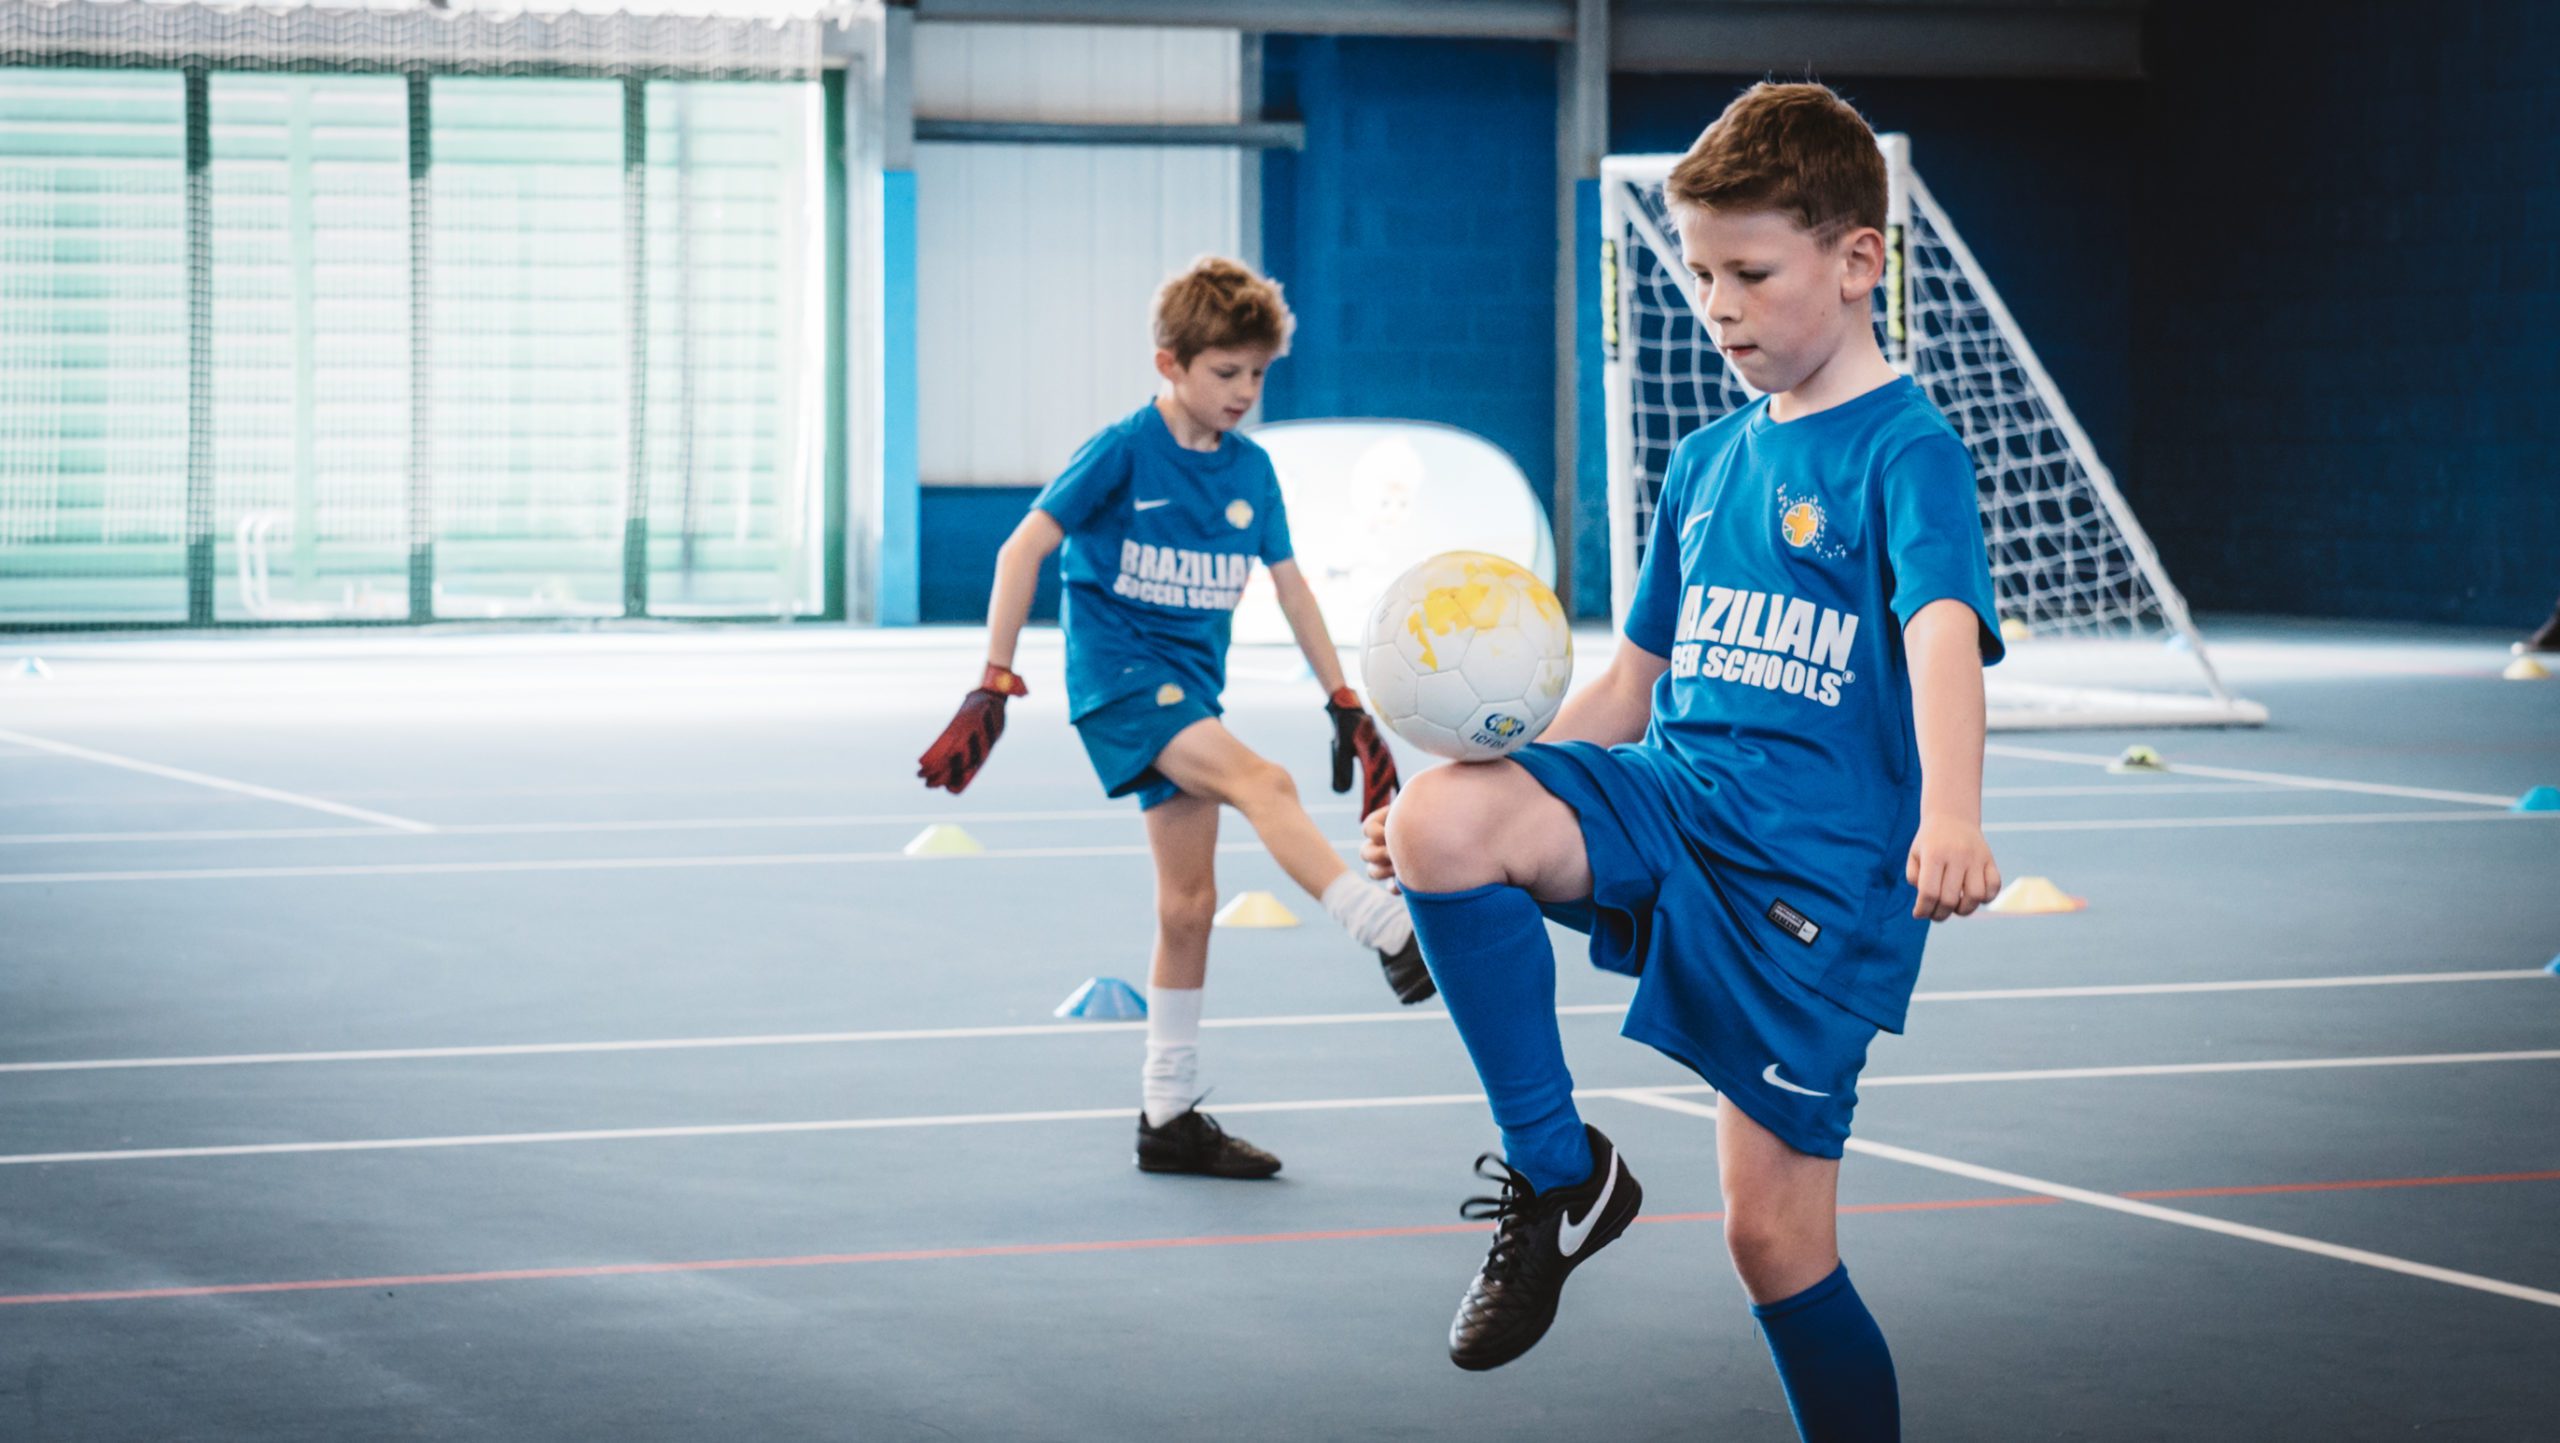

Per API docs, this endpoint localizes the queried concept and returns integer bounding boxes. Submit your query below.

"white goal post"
[1600,140,2266,729]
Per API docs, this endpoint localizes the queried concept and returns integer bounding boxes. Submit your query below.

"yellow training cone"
[2108,745,2169,774]
[2504,655,2549,681]
[903,824,984,857]
[1213,890,1300,928]
[1999,616,2031,643]
[1986,876,2086,915]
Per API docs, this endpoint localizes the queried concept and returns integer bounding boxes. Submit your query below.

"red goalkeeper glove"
[1326,687,1400,821]
[918,663,1028,795]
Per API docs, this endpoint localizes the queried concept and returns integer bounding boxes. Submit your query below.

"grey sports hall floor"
[2,621,2555,1441]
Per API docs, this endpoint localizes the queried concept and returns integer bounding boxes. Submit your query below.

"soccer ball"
[1361,551,1573,762]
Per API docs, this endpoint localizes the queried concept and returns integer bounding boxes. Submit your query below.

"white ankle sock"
[1142,985,1204,1127]
[1321,872,1414,953]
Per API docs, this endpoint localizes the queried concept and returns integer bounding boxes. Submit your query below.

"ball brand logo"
[1781,499,1823,549]
[1226,499,1255,529]
[1474,714,1526,743]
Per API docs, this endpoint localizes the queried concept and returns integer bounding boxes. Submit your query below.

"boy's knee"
[1722,1206,1832,1301]
[1156,881,1218,936]
[1226,758,1297,812]
[1385,765,1490,892]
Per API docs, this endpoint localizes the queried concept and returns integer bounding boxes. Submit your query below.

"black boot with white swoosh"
[1446,1125,1643,1371]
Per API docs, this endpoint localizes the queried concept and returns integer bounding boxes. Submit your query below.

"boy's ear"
[1152,348,1185,383]
[1837,226,1887,300]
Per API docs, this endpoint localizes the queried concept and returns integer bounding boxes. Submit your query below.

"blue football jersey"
[1033,402,1294,720]
[1618,376,2002,1031]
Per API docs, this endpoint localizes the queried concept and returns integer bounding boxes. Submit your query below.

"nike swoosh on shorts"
[1762,1062,1832,1098]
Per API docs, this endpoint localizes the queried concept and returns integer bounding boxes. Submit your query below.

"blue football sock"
[1402,881,1592,1192]
[1751,1263,1900,1443]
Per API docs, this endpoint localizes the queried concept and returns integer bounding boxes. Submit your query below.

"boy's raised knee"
[1385,764,1498,893]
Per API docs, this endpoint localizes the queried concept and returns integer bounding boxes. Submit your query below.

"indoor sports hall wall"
[2130,0,2558,628]
[1255,35,1559,569]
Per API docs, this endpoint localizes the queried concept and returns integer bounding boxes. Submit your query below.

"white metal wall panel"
[913,23,1239,125]
[913,23,1242,486]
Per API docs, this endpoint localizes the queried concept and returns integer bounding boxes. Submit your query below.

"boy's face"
[1156,344,1275,434]
[1675,205,1884,397]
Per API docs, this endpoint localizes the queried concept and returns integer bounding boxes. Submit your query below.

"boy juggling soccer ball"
[1363,84,2003,1435]
[919,257,1425,1181]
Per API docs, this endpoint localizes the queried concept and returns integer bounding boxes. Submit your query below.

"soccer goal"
[1600,140,2266,729]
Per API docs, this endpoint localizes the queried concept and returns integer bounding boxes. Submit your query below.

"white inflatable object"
[1231,420,1557,646]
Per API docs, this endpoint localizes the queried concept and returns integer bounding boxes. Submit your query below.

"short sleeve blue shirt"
[1618,376,2002,1031]
[1033,402,1294,720]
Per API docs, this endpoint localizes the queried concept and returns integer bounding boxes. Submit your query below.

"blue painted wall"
[1260,35,1565,581]
[1611,74,2140,503]
[2131,1,2560,626]
[919,485,1058,625]
[916,14,2553,629]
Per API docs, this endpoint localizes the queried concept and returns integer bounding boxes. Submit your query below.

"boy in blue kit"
[1362,85,2003,1435]
[918,257,1426,1180]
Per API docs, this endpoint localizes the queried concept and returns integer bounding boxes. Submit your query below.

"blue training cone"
[2546,955,2560,977]
[1054,976,1147,1021]
[2514,785,2560,813]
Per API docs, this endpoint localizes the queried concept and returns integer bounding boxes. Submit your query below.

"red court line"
[3,1168,2547,1308]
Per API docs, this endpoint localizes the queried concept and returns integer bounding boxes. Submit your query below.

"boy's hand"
[1907,814,1999,921]
[917,663,1028,795]
[1359,801,1396,884]
[1327,688,1400,821]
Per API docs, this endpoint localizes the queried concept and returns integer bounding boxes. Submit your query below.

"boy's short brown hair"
[1153,256,1294,366]
[1665,82,1886,243]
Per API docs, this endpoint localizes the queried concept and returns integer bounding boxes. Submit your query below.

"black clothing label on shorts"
[1765,899,1821,946]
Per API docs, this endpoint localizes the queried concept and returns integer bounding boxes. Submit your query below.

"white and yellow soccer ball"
[1360,551,1573,762]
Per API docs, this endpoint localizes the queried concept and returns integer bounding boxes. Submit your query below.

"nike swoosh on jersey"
[1556,1150,1621,1258]
[1762,1063,1831,1098]
[1681,508,1715,540]
[1134,498,1172,511]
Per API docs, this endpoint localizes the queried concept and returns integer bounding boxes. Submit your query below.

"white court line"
[0,840,1307,885]
[11,804,2554,886]
[0,794,2281,848]
[1987,809,2556,835]
[1858,1049,2560,1089]
[1979,783,2282,799]
[0,728,434,833]
[0,804,1358,848]
[1,969,2539,1075]
[4,806,2545,853]
[1615,1090,2560,1310]
[4,1050,2554,1167]
[1986,742,2518,808]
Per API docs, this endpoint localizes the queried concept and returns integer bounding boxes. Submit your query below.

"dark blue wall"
[1260,35,1563,571]
[918,485,1058,625]
[1611,74,2141,499]
[2132,0,2560,626]
[919,12,2555,629]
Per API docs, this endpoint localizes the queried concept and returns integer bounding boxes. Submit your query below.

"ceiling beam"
[1614,3,2144,79]
[909,0,1574,40]
[906,1,2146,80]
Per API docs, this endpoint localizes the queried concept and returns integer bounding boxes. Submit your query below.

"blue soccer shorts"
[1512,739,1881,1159]
[1072,680,1220,812]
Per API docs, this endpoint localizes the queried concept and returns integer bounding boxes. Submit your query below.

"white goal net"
[1601,141,2264,729]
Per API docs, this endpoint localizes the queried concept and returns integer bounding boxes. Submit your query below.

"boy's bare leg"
[1720,1094,1899,1438]
[1131,792,1279,1183]
[1382,759,1591,901]
[1151,718,1352,898]
[1143,793,1219,991]
[1715,1098,1841,1302]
